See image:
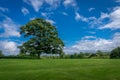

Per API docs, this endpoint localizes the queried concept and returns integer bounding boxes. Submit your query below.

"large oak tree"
[18,18,64,58]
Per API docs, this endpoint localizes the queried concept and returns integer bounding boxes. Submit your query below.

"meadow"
[0,59,120,80]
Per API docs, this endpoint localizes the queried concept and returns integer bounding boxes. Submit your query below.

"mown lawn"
[0,59,120,80]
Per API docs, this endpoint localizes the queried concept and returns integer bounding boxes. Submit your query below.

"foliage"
[88,53,97,58]
[60,51,109,59]
[96,50,104,56]
[0,50,4,57]
[110,47,120,59]
[18,18,64,58]
[78,52,85,58]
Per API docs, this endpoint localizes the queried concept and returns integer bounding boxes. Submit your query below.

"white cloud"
[41,12,47,18]
[41,12,52,18]
[89,12,109,28]
[41,12,55,24]
[46,19,55,24]
[75,12,88,22]
[88,8,95,12]
[45,0,61,9]
[82,36,96,40]
[23,0,61,12]
[99,7,120,29]
[75,12,80,20]
[100,12,109,19]
[63,0,77,8]
[88,31,96,34]
[89,7,120,30]
[74,12,97,23]
[21,7,29,15]
[0,7,8,12]
[74,10,110,25]
[62,12,68,16]
[64,33,120,54]
[116,0,120,2]
[30,17,36,20]
[75,6,120,30]
[23,0,43,12]
[0,16,20,37]
[23,0,78,11]
[0,41,19,55]
[41,12,54,19]
[74,10,120,30]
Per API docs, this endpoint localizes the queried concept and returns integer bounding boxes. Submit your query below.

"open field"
[0,59,120,80]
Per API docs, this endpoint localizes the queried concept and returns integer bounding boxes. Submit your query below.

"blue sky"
[0,0,120,55]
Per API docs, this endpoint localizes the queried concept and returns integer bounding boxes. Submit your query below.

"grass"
[0,59,120,80]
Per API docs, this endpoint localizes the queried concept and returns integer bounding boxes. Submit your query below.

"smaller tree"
[60,52,65,58]
[88,53,97,58]
[78,52,84,58]
[0,50,4,58]
[110,47,120,59]
[73,53,78,58]
[96,50,104,56]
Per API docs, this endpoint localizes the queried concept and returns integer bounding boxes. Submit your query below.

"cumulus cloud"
[63,0,77,8]
[45,0,61,9]
[41,12,47,18]
[88,8,95,12]
[41,12,55,24]
[23,0,61,12]
[0,7,8,12]
[75,12,88,22]
[87,31,96,34]
[62,12,68,16]
[23,0,43,12]
[0,41,19,55]
[82,36,96,40]
[0,16,20,38]
[21,7,29,15]
[73,7,120,30]
[89,7,120,30]
[64,33,120,54]
[23,0,78,12]
[30,17,36,20]
[41,12,53,18]
[74,12,98,23]
[116,0,120,2]
[46,19,55,24]
[99,7,120,29]
[74,12,109,25]
[89,12,109,28]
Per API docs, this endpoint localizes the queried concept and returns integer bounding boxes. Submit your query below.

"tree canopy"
[0,50,3,57]
[18,18,64,58]
[110,47,120,59]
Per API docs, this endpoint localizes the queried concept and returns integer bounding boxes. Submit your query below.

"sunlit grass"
[0,59,120,80]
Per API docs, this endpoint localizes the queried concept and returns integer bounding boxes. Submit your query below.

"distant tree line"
[60,51,110,59]
[0,47,120,59]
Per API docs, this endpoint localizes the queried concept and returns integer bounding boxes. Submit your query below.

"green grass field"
[0,59,120,80]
